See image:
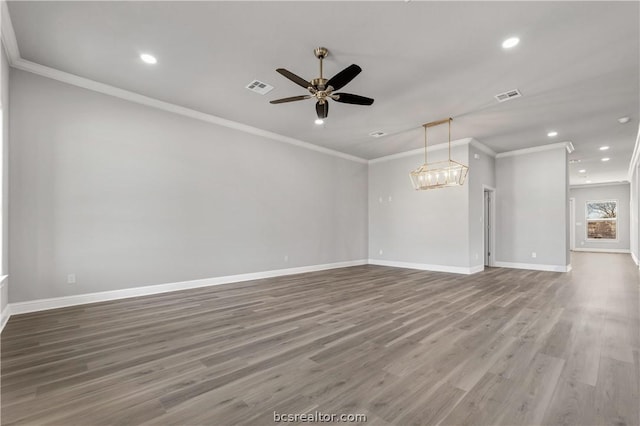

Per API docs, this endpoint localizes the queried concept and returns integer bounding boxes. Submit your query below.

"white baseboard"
[7,259,368,317]
[469,265,485,274]
[368,259,482,275]
[572,248,631,254]
[494,261,571,273]
[632,252,639,266]
[0,275,7,333]
[0,255,575,328]
[0,305,9,333]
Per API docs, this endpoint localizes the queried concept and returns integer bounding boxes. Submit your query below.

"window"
[586,200,617,240]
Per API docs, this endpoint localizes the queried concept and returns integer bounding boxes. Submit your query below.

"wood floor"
[1,252,638,426]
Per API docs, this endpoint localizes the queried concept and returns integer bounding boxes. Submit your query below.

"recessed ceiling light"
[578,169,586,173]
[599,146,609,151]
[315,119,324,125]
[502,37,520,49]
[618,116,630,124]
[547,131,558,137]
[601,157,610,162]
[140,53,157,64]
[586,180,592,183]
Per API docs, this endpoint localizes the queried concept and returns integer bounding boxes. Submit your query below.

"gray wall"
[570,183,631,251]
[368,143,470,268]
[9,70,368,303]
[1,46,8,315]
[495,147,570,268]
[467,142,495,268]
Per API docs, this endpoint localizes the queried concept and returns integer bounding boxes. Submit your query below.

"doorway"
[483,186,496,267]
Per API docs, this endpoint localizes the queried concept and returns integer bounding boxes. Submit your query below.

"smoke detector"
[494,89,522,102]
[245,80,274,95]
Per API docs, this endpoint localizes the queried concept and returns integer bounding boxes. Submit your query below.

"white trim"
[570,181,630,189]
[494,261,571,273]
[483,185,496,268]
[368,138,472,164]
[11,58,367,164]
[0,304,8,332]
[495,141,574,159]
[572,248,630,254]
[632,251,639,266]
[469,265,485,274]
[569,197,576,251]
[627,124,640,181]
[0,275,8,333]
[0,1,20,66]
[585,199,619,243]
[7,260,367,316]
[367,258,481,275]
[470,139,497,158]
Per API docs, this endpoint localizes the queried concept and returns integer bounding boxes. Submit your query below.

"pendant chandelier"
[410,117,469,190]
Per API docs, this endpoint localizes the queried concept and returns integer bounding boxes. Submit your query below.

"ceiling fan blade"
[333,93,374,105]
[327,64,362,91]
[316,101,328,119]
[269,95,311,104]
[276,68,311,89]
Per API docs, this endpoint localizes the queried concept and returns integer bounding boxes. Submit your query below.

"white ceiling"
[6,1,640,184]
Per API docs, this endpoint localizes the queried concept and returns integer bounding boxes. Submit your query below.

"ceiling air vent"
[369,131,386,138]
[494,89,522,102]
[245,80,274,95]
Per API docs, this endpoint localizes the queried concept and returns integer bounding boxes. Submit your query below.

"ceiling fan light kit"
[410,118,469,190]
[270,47,374,121]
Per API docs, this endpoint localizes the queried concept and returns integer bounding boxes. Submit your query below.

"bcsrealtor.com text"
[273,411,367,423]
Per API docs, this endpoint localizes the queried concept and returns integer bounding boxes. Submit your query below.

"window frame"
[585,199,618,242]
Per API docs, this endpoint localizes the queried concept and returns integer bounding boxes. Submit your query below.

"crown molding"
[627,124,640,181]
[570,181,629,189]
[368,138,473,164]
[1,1,19,65]
[469,138,496,157]
[11,58,368,164]
[495,141,574,159]
[0,5,367,165]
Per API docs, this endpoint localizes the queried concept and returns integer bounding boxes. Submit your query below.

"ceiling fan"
[270,47,374,122]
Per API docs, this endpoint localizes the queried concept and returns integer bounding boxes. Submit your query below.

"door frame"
[569,197,576,251]
[483,185,496,267]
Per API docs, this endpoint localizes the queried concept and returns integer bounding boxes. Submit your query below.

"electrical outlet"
[475,253,479,260]
[67,274,76,284]
[378,196,383,203]
[284,255,288,262]
[531,252,537,258]
[388,196,392,202]
[379,249,383,255]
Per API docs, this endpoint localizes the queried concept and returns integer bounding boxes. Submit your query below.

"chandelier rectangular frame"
[410,117,469,190]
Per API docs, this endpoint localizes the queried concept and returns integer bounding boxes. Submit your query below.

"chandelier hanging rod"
[422,117,453,164]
